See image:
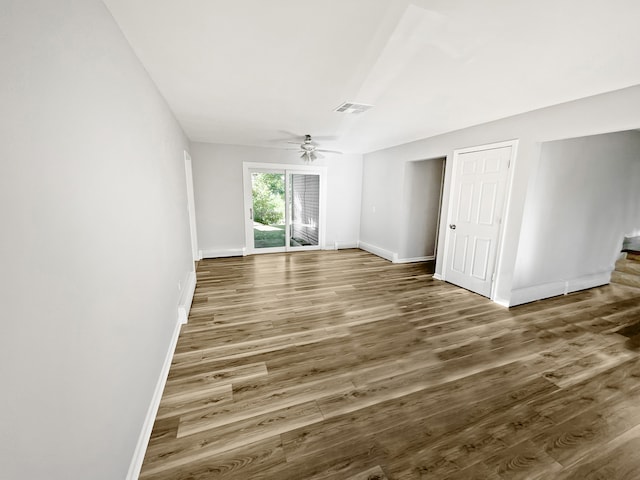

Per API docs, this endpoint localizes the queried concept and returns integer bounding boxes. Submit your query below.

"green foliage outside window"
[252,173,285,225]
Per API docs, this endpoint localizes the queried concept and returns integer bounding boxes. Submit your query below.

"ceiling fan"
[288,134,342,162]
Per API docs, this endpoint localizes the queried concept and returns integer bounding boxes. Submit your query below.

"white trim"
[490,140,519,302]
[177,270,196,325]
[358,241,398,262]
[569,271,613,292]
[433,273,444,280]
[242,162,327,254]
[509,271,611,307]
[331,241,359,250]
[493,298,511,308]
[184,151,201,262]
[126,318,183,480]
[451,139,519,155]
[432,158,446,261]
[440,139,519,302]
[394,255,435,264]
[200,248,246,258]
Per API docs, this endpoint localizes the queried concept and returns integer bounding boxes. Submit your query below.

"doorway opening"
[399,157,446,272]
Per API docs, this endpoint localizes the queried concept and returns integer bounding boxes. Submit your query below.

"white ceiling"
[103,0,640,154]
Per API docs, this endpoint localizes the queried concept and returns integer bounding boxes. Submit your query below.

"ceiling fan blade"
[273,132,338,144]
[279,130,304,139]
[310,151,318,161]
[316,149,343,154]
[278,130,338,142]
[266,130,304,143]
[313,135,339,142]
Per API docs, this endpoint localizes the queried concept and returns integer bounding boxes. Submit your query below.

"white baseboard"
[394,255,435,264]
[493,298,511,308]
[126,318,183,480]
[433,273,444,280]
[332,241,359,250]
[177,270,196,325]
[509,271,612,307]
[200,247,246,258]
[358,241,398,262]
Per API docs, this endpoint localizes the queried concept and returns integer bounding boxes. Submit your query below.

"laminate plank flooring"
[140,249,640,479]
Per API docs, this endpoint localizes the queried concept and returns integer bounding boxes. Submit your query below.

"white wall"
[362,85,640,304]
[360,154,405,257]
[399,158,445,261]
[511,130,640,303]
[0,1,194,479]
[191,142,363,255]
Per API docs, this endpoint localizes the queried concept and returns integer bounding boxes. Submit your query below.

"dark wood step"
[626,251,640,262]
[615,257,640,276]
[611,270,640,289]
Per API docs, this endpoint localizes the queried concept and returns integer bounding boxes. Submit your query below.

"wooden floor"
[140,249,640,479]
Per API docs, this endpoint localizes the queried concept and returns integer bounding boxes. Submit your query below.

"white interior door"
[444,143,513,297]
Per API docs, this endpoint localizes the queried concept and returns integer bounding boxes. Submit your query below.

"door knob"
[449,224,456,230]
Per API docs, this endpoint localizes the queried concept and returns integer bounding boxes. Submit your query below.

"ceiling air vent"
[333,101,374,114]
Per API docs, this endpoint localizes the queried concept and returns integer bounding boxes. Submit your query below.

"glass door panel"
[289,173,319,247]
[251,172,286,249]
[244,164,324,254]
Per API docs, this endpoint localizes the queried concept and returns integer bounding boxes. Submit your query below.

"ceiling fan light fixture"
[299,150,317,162]
[292,134,341,162]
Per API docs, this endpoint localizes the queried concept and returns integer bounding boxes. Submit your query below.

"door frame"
[184,151,201,262]
[438,139,519,301]
[242,162,327,255]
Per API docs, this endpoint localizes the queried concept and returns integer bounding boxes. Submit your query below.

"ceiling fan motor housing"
[301,134,316,152]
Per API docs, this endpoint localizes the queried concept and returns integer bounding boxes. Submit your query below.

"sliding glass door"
[244,164,325,254]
